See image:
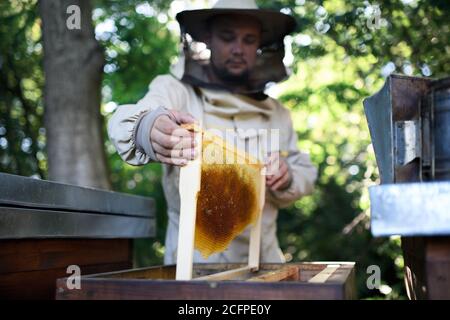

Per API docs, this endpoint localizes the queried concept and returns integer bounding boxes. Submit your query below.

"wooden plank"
[0,238,132,299]
[0,239,131,274]
[426,237,450,261]
[0,261,131,300]
[308,265,340,283]
[176,129,202,281]
[83,265,176,280]
[247,266,299,282]
[402,236,450,300]
[326,263,357,299]
[248,168,265,270]
[425,237,450,300]
[55,263,356,300]
[402,236,427,299]
[194,266,253,281]
[56,278,346,300]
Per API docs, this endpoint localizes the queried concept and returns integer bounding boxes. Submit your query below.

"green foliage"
[93,0,178,266]
[257,0,449,299]
[1,0,449,299]
[93,0,177,103]
[0,0,46,177]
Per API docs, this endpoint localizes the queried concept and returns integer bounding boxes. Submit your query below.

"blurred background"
[0,0,449,299]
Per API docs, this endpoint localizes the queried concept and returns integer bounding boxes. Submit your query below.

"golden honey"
[193,128,264,258]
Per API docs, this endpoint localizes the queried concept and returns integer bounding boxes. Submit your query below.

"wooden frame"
[55,262,357,300]
[176,126,265,280]
[175,131,202,280]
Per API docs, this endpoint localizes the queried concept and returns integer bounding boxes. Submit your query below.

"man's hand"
[265,152,292,191]
[150,110,198,166]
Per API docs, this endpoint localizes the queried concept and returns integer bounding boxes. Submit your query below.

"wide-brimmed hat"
[176,0,297,47]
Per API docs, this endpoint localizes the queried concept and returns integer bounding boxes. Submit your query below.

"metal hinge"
[394,120,421,166]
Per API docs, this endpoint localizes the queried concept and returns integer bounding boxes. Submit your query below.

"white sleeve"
[107,75,188,166]
[267,106,318,209]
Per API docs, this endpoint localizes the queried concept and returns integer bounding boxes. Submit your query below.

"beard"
[210,60,250,85]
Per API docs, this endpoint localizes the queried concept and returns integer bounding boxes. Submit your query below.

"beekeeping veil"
[173,0,297,94]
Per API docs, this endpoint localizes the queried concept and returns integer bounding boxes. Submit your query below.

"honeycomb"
[182,124,264,258]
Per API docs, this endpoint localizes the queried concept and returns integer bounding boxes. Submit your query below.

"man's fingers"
[155,118,195,139]
[175,111,198,125]
[265,152,281,176]
[153,141,197,160]
[168,110,198,125]
[267,158,291,190]
[266,161,288,185]
[171,136,197,150]
[151,129,179,149]
[271,173,290,191]
[267,170,288,188]
[172,127,197,141]
[154,115,179,135]
[266,152,280,165]
[152,141,172,157]
[169,147,197,161]
[156,154,188,166]
[267,175,280,188]
[152,129,195,150]
[153,126,196,149]
[277,162,288,176]
[150,110,199,167]
[267,173,282,187]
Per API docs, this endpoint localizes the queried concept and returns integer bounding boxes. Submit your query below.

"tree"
[39,0,110,189]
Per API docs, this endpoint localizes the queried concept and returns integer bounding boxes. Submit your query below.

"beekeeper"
[108,0,318,264]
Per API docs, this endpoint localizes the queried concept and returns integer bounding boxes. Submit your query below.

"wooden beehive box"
[54,126,357,300]
[0,173,155,300]
[55,262,356,300]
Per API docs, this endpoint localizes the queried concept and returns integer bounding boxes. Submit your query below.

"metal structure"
[364,74,450,299]
[0,172,155,239]
[364,74,450,184]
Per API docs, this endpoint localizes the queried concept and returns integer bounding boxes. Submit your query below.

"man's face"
[207,15,262,84]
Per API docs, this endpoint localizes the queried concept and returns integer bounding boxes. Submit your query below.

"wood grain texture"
[56,263,356,300]
[0,239,132,300]
[402,236,450,300]
[194,266,253,281]
[425,237,450,299]
[1,262,131,300]
[248,168,265,270]
[176,129,202,280]
[247,266,299,282]
[308,265,339,283]
[56,279,345,300]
